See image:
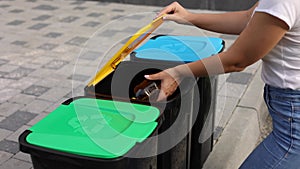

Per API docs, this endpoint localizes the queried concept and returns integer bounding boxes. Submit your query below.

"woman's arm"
[147,11,289,101]
[158,1,258,35]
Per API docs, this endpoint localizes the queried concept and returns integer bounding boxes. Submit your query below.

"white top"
[255,0,300,90]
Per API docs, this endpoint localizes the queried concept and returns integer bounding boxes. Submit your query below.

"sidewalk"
[0,1,267,169]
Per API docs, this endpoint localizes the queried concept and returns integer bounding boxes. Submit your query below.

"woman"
[146,1,300,168]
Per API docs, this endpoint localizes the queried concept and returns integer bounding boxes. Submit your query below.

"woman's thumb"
[144,73,160,80]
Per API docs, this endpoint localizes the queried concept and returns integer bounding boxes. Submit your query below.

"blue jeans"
[240,84,300,169]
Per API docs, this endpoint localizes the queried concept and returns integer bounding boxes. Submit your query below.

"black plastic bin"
[130,35,225,169]
[85,60,196,169]
[19,97,162,169]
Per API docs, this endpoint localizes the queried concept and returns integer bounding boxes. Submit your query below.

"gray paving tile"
[0,59,8,66]
[82,21,101,27]
[22,85,50,97]
[28,23,49,30]
[9,9,24,13]
[111,15,123,20]
[0,5,10,8]
[2,67,34,80]
[21,99,53,114]
[98,29,120,37]
[0,102,24,117]
[6,125,30,142]
[70,1,86,5]
[13,152,32,163]
[32,14,52,21]
[0,158,32,169]
[80,51,102,60]
[112,9,125,12]
[43,32,62,38]
[0,88,22,104]
[0,111,37,131]
[0,151,13,164]
[65,36,88,46]
[127,15,145,20]
[226,72,253,85]
[37,43,58,50]
[73,6,87,10]
[42,59,68,69]
[87,12,104,17]
[0,128,12,141]
[11,41,27,46]
[0,140,19,154]
[7,20,25,26]
[26,0,37,2]
[69,74,90,82]
[60,16,80,23]
[33,4,58,11]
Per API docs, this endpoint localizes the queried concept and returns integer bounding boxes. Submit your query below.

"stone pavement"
[0,0,268,169]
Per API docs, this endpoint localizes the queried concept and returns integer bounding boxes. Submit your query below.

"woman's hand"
[156,1,191,24]
[145,67,184,101]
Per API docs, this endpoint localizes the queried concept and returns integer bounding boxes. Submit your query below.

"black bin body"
[85,61,195,169]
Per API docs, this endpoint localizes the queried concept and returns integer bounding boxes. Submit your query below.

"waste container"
[130,35,225,169]
[85,59,196,169]
[19,97,161,169]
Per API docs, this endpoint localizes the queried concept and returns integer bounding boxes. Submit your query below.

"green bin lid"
[26,98,160,159]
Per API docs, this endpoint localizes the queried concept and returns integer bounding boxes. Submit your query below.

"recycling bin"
[85,60,195,169]
[130,35,225,169]
[19,97,162,169]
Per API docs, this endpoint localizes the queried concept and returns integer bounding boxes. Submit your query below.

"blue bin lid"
[133,35,224,63]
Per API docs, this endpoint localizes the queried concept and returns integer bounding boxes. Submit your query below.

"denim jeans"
[240,84,300,169]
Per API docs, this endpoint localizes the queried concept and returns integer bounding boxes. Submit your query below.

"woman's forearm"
[187,3,258,35]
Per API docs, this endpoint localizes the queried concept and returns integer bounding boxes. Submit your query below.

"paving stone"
[21,99,53,114]
[0,151,13,164]
[27,23,49,30]
[0,5,10,8]
[226,72,253,85]
[38,87,71,102]
[111,15,123,20]
[0,59,8,66]
[82,21,101,27]
[0,78,14,90]
[9,94,36,105]
[2,67,34,80]
[13,152,32,163]
[43,32,62,38]
[112,9,125,12]
[127,14,145,20]
[0,102,24,117]
[60,16,80,23]
[65,36,88,46]
[87,12,104,17]
[98,29,120,37]
[79,51,102,60]
[42,59,68,69]
[70,1,86,5]
[7,20,25,26]
[6,125,30,142]
[11,41,27,46]
[0,64,19,73]
[33,4,58,11]
[9,9,24,13]
[122,26,139,33]
[0,140,19,154]
[73,6,87,10]
[68,74,90,82]
[213,126,224,140]
[0,129,12,141]
[32,15,52,21]
[22,85,50,97]
[0,158,32,169]
[0,88,22,104]
[0,111,37,131]
[37,43,59,50]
